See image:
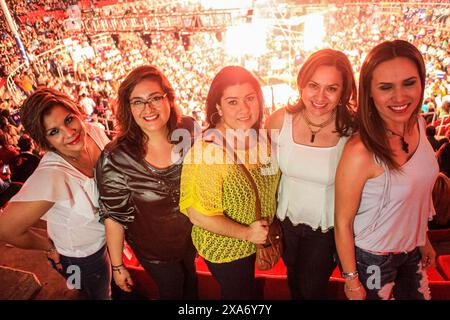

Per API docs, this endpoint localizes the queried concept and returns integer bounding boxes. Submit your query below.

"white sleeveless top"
[276,111,348,231]
[354,118,439,252]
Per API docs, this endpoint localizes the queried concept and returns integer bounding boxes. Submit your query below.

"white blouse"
[11,124,110,257]
[276,111,347,231]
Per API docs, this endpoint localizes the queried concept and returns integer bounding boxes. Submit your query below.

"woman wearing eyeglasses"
[95,65,199,299]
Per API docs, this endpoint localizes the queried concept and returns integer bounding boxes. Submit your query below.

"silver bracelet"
[345,284,362,292]
[342,270,359,280]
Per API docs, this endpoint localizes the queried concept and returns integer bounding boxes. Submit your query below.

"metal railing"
[82,9,239,33]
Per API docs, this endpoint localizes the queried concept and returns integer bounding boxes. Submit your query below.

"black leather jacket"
[95,121,198,263]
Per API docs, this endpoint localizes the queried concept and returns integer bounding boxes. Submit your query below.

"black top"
[95,117,199,262]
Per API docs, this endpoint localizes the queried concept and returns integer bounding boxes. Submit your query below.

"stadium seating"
[122,245,450,300]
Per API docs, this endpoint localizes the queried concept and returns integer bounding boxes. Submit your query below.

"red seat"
[427,266,445,281]
[437,255,450,280]
[122,247,450,300]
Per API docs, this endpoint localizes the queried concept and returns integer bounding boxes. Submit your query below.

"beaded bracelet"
[112,264,124,272]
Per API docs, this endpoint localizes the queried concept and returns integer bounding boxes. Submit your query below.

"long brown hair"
[358,40,426,170]
[116,65,181,159]
[289,48,357,137]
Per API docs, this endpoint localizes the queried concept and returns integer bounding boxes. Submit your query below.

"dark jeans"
[138,249,198,300]
[57,245,112,300]
[355,247,430,300]
[281,218,336,300]
[205,254,256,300]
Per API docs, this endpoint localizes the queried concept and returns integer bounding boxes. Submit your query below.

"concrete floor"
[0,220,82,300]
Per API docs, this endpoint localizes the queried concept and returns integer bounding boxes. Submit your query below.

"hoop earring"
[209,111,221,125]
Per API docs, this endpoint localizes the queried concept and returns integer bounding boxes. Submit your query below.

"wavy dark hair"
[116,65,181,159]
[20,87,83,151]
[358,40,426,170]
[288,48,357,137]
[205,66,264,130]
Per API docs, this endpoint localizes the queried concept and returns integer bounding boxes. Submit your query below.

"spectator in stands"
[438,100,450,119]
[266,49,356,299]
[0,88,111,300]
[95,65,198,299]
[0,164,21,208]
[79,92,96,116]
[428,172,450,230]
[1,108,21,128]
[9,134,41,183]
[90,112,105,131]
[426,125,443,151]
[180,66,280,299]
[437,140,450,177]
[0,116,20,146]
[0,133,19,165]
[335,40,438,300]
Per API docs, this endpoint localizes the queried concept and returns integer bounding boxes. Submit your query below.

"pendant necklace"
[302,108,336,143]
[387,128,409,154]
[58,144,94,171]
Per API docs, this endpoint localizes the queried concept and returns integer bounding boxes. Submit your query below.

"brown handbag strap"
[206,138,263,220]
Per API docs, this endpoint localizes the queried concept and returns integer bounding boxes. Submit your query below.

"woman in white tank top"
[335,40,439,300]
[266,49,357,299]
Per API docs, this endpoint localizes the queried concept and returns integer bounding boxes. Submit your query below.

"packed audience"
[0,0,448,301]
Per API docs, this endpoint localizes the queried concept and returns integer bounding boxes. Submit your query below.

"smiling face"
[129,79,171,136]
[216,82,260,131]
[43,105,86,156]
[370,57,422,128]
[300,65,343,120]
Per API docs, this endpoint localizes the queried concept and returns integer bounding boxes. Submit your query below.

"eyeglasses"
[129,93,167,111]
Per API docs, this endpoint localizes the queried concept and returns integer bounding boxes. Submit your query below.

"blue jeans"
[138,249,198,300]
[58,245,112,300]
[205,254,256,300]
[281,218,337,300]
[355,247,431,300]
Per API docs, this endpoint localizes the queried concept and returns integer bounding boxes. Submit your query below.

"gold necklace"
[302,108,336,143]
[58,144,93,170]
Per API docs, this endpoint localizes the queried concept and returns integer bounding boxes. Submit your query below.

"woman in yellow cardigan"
[180,66,280,300]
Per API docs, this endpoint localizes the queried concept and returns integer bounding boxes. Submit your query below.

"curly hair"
[116,65,181,159]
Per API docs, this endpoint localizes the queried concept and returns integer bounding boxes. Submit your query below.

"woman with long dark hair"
[335,40,438,300]
[95,65,198,299]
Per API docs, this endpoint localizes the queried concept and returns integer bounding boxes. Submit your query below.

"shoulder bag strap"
[206,138,263,221]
